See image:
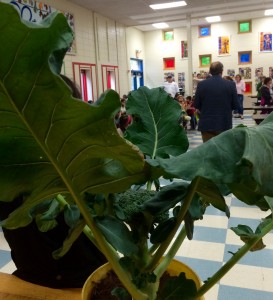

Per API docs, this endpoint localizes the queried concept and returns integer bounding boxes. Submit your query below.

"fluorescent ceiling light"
[150,1,187,10]
[265,9,273,16]
[152,22,169,29]
[205,16,221,23]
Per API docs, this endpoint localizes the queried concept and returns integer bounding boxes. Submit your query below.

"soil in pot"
[89,270,172,300]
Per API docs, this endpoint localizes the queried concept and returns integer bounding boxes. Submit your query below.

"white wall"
[144,17,273,96]
[45,0,130,98]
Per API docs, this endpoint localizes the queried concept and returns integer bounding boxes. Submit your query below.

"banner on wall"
[1,0,76,54]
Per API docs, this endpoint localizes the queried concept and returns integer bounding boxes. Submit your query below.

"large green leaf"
[0,3,151,228]
[151,119,273,207]
[125,87,189,159]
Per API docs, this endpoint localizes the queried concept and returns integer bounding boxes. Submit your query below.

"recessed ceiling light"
[265,9,273,16]
[150,1,187,10]
[152,22,169,29]
[205,16,221,23]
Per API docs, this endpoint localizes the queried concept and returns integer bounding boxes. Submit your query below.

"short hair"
[209,61,223,75]
[60,74,82,99]
[264,77,272,85]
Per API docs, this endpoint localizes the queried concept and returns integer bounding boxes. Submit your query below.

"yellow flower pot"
[82,259,204,299]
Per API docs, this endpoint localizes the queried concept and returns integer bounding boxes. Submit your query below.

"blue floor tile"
[224,244,273,268]
[193,226,227,244]
[218,285,273,300]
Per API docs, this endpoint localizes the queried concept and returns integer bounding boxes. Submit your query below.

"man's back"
[194,75,238,132]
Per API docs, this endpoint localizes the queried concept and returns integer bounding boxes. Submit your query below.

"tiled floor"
[174,115,273,299]
[0,114,273,299]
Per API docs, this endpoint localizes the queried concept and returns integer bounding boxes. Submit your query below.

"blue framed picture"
[238,51,252,64]
[199,25,211,37]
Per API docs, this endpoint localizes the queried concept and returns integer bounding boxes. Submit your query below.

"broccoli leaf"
[0,3,151,229]
[125,86,189,159]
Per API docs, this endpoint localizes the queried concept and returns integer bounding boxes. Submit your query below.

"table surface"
[0,272,81,299]
[252,105,273,110]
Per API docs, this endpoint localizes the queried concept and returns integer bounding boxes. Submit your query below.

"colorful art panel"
[239,67,251,79]
[181,41,188,59]
[2,0,76,54]
[259,32,273,52]
[218,36,230,56]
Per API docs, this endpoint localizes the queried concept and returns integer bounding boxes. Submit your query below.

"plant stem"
[145,177,200,272]
[196,217,273,298]
[60,192,148,300]
[154,226,187,279]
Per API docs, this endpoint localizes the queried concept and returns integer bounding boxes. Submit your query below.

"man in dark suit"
[194,61,239,142]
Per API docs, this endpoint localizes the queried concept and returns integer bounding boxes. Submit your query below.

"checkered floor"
[0,114,273,299]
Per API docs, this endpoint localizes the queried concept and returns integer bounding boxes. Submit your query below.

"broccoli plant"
[0,3,273,300]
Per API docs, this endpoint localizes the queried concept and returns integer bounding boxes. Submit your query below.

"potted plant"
[0,3,273,299]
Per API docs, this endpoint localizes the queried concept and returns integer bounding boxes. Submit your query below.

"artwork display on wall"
[198,25,211,37]
[3,0,76,54]
[181,41,188,58]
[245,81,252,94]
[239,67,252,79]
[163,29,174,41]
[227,69,235,78]
[163,57,175,69]
[238,20,252,33]
[238,51,252,64]
[218,36,230,56]
[199,54,211,67]
[178,72,185,90]
[259,32,273,52]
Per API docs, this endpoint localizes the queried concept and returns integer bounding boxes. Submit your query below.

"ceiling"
[67,0,273,31]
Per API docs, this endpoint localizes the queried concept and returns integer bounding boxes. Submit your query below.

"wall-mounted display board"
[199,54,211,67]
[198,25,211,37]
[238,20,252,33]
[163,57,175,69]
[238,51,252,64]
[163,29,174,41]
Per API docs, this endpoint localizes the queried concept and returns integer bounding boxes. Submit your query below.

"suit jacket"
[194,75,239,132]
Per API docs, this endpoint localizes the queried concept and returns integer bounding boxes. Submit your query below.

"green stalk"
[57,193,148,299]
[154,226,187,279]
[196,217,273,298]
[145,177,200,272]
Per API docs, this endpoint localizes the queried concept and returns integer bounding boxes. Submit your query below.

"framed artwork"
[199,54,211,67]
[218,36,230,56]
[181,41,188,58]
[259,32,273,52]
[163,29,174,41]
[198,25,211,37]
[238,20,252,33]
[3,0,76,54]
[227,69,235,78]
[239,67,251,79]
[163,57,175,70]
[245,81,252,94]
[238,51,252,64]
[178,72,185,90]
